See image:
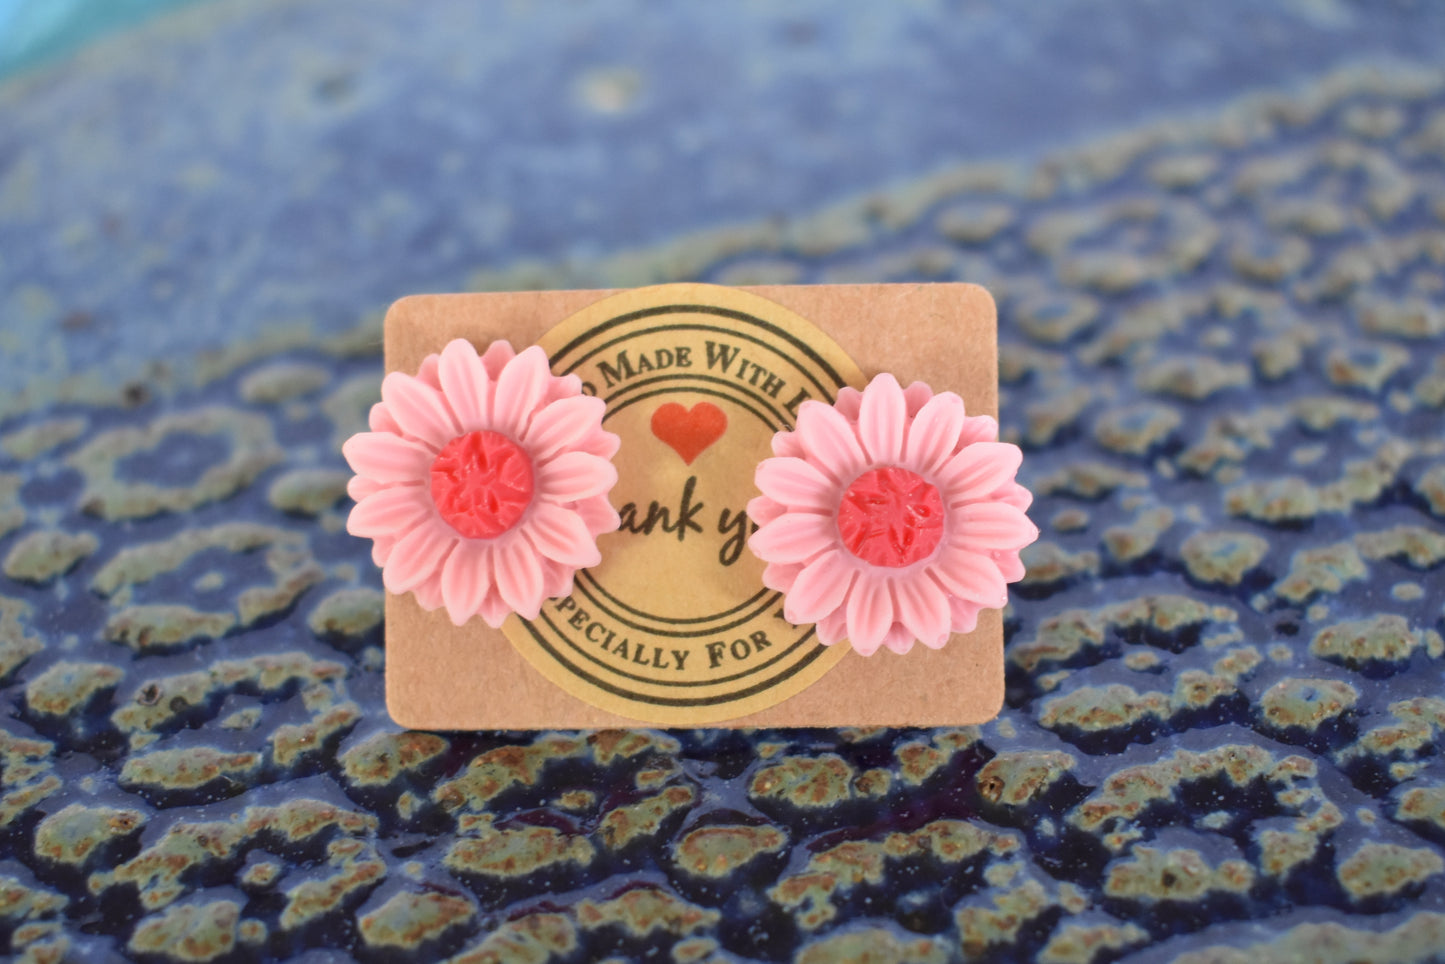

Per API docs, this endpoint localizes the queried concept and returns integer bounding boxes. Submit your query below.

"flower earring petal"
[747,372,1037,656]
[343,338,621,627]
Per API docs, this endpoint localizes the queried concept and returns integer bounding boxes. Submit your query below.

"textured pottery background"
[2,2,1445,961]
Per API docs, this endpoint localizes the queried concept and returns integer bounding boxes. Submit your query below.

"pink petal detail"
[746,495,786,527]
[493,345,551,437]
[858,373,906,463]
[845,576,893,655]
[749,513,836,565]
[904,392,967,475]
[415,355,442,390]
[412,570,444,611]
[383,519,456,594]
[368,402,401,435]
[952,502,1038,551]
[816,609,849,646]
[347,476,383,502]
[833,387,863,420]
[882,625,916,655]
[920,629,952,650]
[795,401,865,482]
[783,551,856,624]
[536,452,617,503]
[940,442,1023,504]
[575,494,621,537]
[993,549,1027,583]
[576,427,621,460]
[949,596,982,635]
[771,430,806,459]
[892,575,951,648]
[955,414,1000,450]
[765,562,805,593]
[349,485,433,538]
[994,480,1035,511]
[761,562,796,593]
[441,541,493,626]
[930,550,1007,608]
[542,558,574,599]
[523,395,608,461]
[437,339,490,431]
[525,503,602,568]
[343,432,436,483]
[755,457,835,510]
[494,535,544,618]
[381,372,459,448]
[479,590,512,628]
[903,381,933,417]
[371,536,395,567]
[543,372,584,405]
[480,340,516,379]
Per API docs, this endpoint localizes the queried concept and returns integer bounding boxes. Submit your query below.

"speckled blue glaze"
[2,2,1445,962]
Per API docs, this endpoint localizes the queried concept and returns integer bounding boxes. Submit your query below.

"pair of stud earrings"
[342,338,1036,657]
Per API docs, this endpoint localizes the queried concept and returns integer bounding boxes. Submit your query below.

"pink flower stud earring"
[747,373,1037,656]
[342,338,621,627]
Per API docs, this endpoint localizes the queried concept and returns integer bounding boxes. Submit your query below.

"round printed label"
[501,283,865,723]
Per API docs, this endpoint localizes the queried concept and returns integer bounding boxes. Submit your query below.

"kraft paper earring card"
[368,282,1025,729]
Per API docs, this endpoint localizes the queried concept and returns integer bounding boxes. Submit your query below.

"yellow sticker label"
[501,283,866,724]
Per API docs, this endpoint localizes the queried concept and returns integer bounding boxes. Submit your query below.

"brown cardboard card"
[383,282,1003,729]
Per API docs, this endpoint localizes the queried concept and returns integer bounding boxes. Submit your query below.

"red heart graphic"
[651,402,727,465]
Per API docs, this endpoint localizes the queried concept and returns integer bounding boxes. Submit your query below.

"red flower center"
[430,430,535,539]
[837,466,945,568]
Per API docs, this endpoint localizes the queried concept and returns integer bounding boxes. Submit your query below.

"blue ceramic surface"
[1,2,1444,961]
